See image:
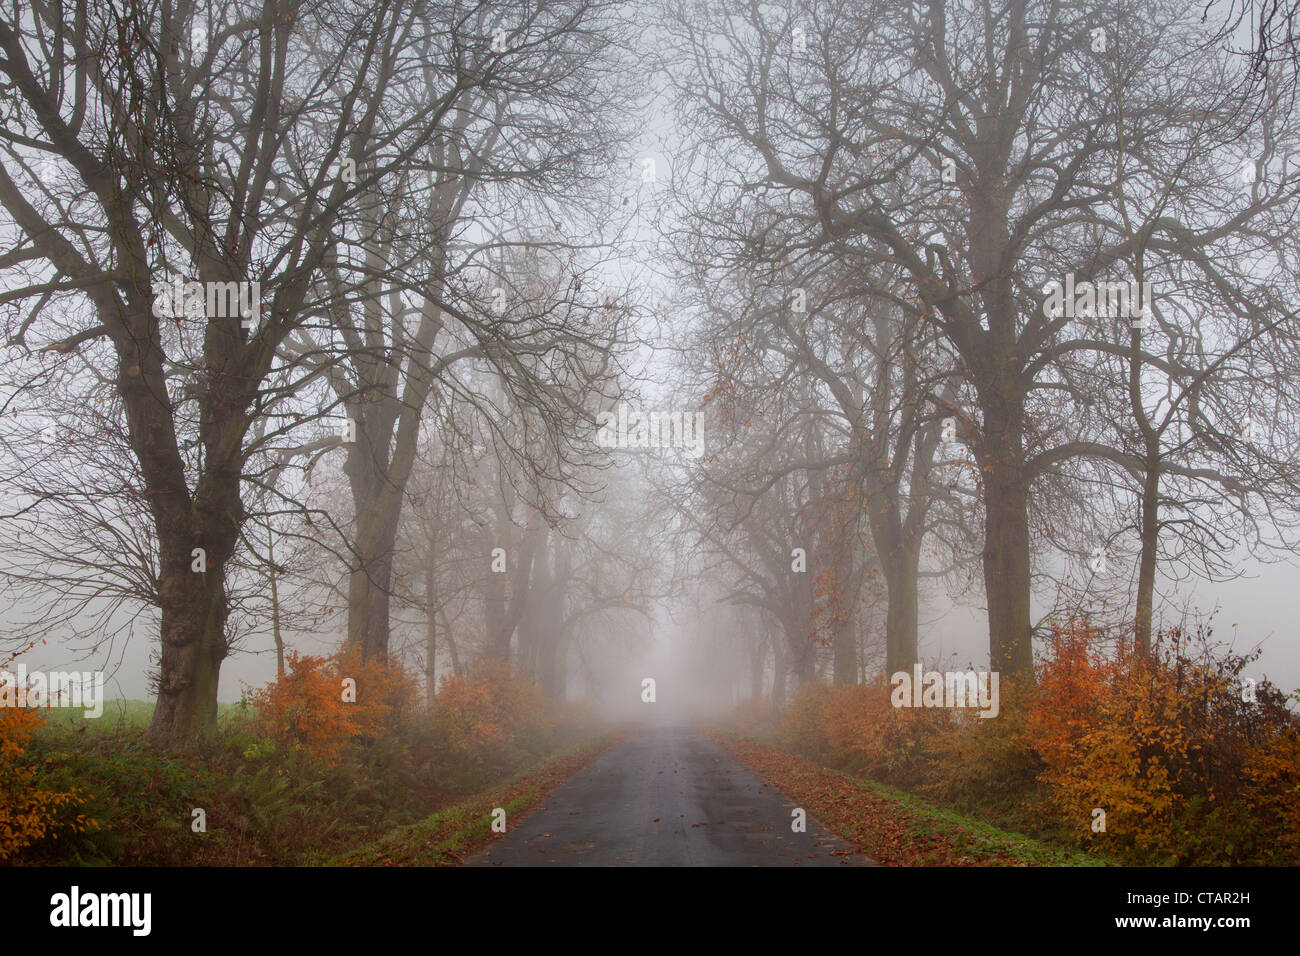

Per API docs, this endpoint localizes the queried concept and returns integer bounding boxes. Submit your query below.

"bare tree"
[661,0,1300,680]
[280,1,635,661]
[0,0,586,745]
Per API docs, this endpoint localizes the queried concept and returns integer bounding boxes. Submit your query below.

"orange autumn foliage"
[1029,620,1110,772]
[778,676,947,787]
[768,618,1300,864]
[1029,628,1195,855]
[1239,728,1300,860]
[427,665,548,771]
[920,677,1043,810]
[0,707,89,861]
[1025,620,1300,862]
[251,647,418,764]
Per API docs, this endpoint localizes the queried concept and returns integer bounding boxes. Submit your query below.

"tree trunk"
[539,626,568,700]
[830,534,858,685]
[550,632,569,700]
[519,532,551,684]
[868,503,923,675]
[858,623,868,683]
[1134,464,1160,654]
[483,520,508,655]
[978,388,1034,678]
[146,450,243,748]
[784,572,817,691]
[535,539,570,699]
[883,553,920,675]
[438,603,463,678]
[771,634,788,711]
[140,370,245,748]
[832,613,857,685]
[148,555,229,748]
[347,486,402,661]
[268,523,284,680]
[339,239,448,661]
[783,616,816,691]
[487,511,540,664]
[425,565,438,707]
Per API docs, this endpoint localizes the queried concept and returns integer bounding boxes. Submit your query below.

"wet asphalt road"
[466,723,873,867]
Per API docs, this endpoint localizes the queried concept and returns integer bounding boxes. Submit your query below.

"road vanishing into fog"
[466,723,873,867]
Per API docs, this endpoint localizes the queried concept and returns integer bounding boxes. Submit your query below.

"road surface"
[466,723,872,866]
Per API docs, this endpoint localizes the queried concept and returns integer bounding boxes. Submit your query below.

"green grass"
[18,704,612,866]
[855,774,1106,866]
[38,699,250,733]
[330,735,616,867]
[713,729,1109,866]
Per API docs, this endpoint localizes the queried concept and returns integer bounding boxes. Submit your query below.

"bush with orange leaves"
[1029,624,1188,858]
[779,677,948,787]
[775,681,836,761]
[0,706,90,861]
[425,664,549,779]
[1238,726,1300,862]
[920,677,1046,824]
[770,618,1300,864]
[249,647,418,765]
[776,671,1046,830]
[1027,620,1300,864]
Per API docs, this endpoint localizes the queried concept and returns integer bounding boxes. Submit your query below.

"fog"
[2,0,1299,879]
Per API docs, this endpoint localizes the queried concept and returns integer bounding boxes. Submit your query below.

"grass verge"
[710,731,1106,867]
[328,732,623,866]
[17,701,611,866]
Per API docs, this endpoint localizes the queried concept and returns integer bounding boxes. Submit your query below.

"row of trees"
[0,0,664,748]
[660,0,1300,698]
[4,0,1300,747]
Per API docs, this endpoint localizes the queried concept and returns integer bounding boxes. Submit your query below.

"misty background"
[1,0,1298,730]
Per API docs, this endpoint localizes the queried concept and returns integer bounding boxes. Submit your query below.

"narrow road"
[467,723,872,866]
